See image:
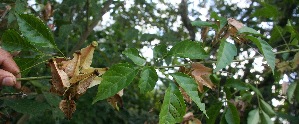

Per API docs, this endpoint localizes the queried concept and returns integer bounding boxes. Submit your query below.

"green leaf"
[252,3,279,18]
[93,63,139,103]
[294,82,299,103]
[16,14,56,49]
[225,102,240,124]
[169,40,208,59]
[3,98,50,116]
[123,48,146,66]
[14,56,43,76]
[207,102,222,124]
[159,84,186,124]
[138,66,158,93]
[260,110,274,124]
[153,44,168,58]
[225,78,249,91]
[287,82,297,103]
[43,92,61,107]
[238,26,260,35]
[214,40,237,72]
[247,109,260,124]
[171,72,207,116]
[246,36,275,73]
[191,20,218,29]
[1,29,37,52]
[260,99,276,117]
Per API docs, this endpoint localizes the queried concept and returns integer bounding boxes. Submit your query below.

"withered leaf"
[107,89,124,111]
[48,58,70,95]
[227,18,244,30]
[80,41,98,69]
[62,52,81,78]
[76,70,100,94]
[191,63,215,92]
[59,100,76,119]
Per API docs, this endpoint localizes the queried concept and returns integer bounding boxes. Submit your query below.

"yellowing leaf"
[191,63,215,92]
[80,41,98,69]
[59,100,76,119]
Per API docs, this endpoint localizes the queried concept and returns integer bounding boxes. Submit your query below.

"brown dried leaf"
[107,94,123,111]
[48,58,70,94]
[62,52,81,78]
[80,41,98,69]
[227,18,244,30]
[42,2,53,21]
[76,70,100,94]
[88,77,103,88]
[179,87,192,104]
[191,63,215,92]
[59,100,76,119]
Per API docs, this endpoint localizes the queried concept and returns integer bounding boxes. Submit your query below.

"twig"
[68,0,117,56]
[17,76,52,81]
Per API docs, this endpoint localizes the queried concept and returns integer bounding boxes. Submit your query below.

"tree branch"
[179,0,195,41]
[68,0,116,56]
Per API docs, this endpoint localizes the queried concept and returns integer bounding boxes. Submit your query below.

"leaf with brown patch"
[59,100,76,119]
[107,90,124,111]
[191,63,215,92]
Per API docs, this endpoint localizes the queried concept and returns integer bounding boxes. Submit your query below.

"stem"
[274,49,299,54]
[17,76,52,81]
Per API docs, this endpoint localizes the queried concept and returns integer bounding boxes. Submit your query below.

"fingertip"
[1,76,16,87]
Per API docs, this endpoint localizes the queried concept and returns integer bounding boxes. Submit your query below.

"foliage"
[0,0,299,123]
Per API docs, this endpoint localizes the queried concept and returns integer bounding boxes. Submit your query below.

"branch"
[68,0,116,56]
[179,0,195,41]
[17,76,52,81]
[17,49,299,81]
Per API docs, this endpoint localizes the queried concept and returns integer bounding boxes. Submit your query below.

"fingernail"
[2,77,14,86]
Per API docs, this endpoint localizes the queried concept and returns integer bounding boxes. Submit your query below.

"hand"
[0,48,21,89]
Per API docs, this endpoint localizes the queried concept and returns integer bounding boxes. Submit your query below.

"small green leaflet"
[191,20,218,29]
[225,102,240,124]
[214,40,237,72]
[159,84,186,124]
[260,99,276,117]
[225,78,249,91]
[93,63,139,103]
[261,110,274,124]
[1,29,37,52]
[171,72,207,117]
[153,44,168,59]
[169,40,208,59]
[238,26,260,35]
[207,102,222,124]
[246,36,275,73]
[123,48,146,66]
[247,84,263,98]
[247,109,260,124]
[16,14,56,48]
[287,82,297,103]
[138,66,158,93]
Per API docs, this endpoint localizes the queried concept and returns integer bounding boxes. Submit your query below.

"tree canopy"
[0,0,299,123]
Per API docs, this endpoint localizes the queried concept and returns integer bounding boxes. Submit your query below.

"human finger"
[0,69,19,88]
[0,48,20,76]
